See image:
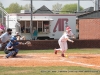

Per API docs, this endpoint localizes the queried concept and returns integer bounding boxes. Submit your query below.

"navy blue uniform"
[4,37,19,58]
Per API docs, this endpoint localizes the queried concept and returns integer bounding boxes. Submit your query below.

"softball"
[65,55,68,57]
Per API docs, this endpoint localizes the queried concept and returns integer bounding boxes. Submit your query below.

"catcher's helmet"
[10,36,17,42]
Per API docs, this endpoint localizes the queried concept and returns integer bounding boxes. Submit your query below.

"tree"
[22,4,35,11]
[0,2,4,14]
[52,3,62,13]
[0,2,4,8]
[5,3,35,13]
[5,3,22,13]
[60,3,83,14]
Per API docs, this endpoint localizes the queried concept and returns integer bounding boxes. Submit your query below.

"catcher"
[4,36,32,58]
[4,36,25,58]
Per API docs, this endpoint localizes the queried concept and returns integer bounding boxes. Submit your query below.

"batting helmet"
[66,26,71,32]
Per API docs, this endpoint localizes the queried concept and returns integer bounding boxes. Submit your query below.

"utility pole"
[94,0,100,11]
[30,0,33,39]
[77,0,80,12]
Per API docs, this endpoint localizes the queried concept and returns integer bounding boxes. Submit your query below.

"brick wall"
[17,40,100,50]
[79,19,100,40]
[18,40,59,50]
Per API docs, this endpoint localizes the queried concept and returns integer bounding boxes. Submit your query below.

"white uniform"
[56,32,69,52]
[55,26,74,57]
[0,32,11,43]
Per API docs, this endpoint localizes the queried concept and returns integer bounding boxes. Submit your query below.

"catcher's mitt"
[25,41,32,46]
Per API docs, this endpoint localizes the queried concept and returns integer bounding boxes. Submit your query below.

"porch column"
[42,21,43,32]
[25,21,26,33]
[37,21,38,31]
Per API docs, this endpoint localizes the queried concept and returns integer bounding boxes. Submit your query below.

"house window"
[38,21,42,32]
[19,21,50,33]
[20,21,25,33]
[43,21,49,33]
[25,21,30,33]
[19,21,30,33]
[32,21,37,30]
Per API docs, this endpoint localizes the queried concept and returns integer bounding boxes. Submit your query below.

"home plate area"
[0,53,100,69]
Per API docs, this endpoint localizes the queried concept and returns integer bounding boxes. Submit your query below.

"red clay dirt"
[0,53,100,69]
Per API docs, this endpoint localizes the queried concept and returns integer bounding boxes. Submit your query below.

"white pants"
[55,41,68,54]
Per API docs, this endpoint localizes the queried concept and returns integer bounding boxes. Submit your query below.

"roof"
[78,9,100,19]
[8,13,75,16]
[75,7,94,16]
[33,5,54,14]
[80,7,94,13]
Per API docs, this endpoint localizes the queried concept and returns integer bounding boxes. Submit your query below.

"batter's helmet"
[66,26,71,32]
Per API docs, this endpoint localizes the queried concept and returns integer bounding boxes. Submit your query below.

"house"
[77,9,100,40]
[75,7,94,39]
[5,5,76,40]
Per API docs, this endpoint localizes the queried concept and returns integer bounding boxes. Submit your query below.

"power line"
[91,0,100,10]
[23,0,92,1]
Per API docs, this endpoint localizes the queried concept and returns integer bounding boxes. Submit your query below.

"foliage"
[5,3,35,13]
[0,2,4,8]
[0,2,4,14]
[52,3,62,14]
[60,3,84,14]
[22,4,35,11]
[5,3,22,13]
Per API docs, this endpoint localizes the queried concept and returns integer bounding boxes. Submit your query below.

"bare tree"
[52,3,62,14]
[23,4,35,11]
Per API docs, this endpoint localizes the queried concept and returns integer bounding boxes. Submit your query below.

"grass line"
[0,66,100,75]
[0,49,100,54]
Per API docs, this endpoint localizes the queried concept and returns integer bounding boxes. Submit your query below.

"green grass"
[0,66,100,75]
[1,48,100,54]
[22,49,100,54]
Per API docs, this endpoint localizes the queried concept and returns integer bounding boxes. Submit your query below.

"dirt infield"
[0,53,100,69]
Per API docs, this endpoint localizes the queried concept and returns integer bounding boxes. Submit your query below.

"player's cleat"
[61,54,65,57]
[3,56,8,59]
[54,49,57,54]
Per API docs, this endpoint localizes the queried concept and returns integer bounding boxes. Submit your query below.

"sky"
[0,0,94,10]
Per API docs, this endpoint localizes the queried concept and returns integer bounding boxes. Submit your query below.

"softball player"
[4,36,19,58]
[4,36,30,58]
[54,26,74,57]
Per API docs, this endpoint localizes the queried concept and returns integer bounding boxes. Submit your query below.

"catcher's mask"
[10,37,17,43]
